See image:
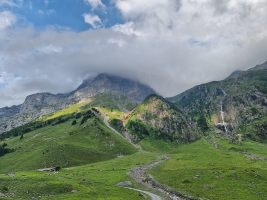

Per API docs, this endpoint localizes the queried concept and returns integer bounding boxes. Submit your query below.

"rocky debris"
[37,166,61,172]
[116,181,132,187]
[244,153,266,161]
[129,156,191,200]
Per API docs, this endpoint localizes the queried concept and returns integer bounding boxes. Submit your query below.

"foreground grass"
[150,137,267,200]
[1,135,266,200]
[0,151,157,200]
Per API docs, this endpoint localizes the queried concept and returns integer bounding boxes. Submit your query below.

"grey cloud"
[0,0,267,107]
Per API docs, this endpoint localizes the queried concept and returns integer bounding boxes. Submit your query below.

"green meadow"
[0,105,266,200]
[150,137,267,200]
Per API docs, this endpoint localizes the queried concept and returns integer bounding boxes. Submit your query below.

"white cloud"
[83,13,102,28]
[108,38,126,48]
[84,0,105,9]
[0,11,16,30]
[112,22,143,37]
[36,44,62,54]
[114,0,267,42]
[0,0,267,107]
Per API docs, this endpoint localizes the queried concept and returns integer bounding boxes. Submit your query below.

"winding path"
[101,113,140,149]
[129,157,187,200]
[95,108,189,200]
[123,187,162,200]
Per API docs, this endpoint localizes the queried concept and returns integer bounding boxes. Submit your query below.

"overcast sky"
[0,0,267,107]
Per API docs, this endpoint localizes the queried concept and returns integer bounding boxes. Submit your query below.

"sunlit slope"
[0,111,136,173]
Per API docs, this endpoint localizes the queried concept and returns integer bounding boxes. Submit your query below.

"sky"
[0,0,267,107]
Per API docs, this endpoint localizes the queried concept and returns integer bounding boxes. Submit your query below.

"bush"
[1,186,9,193]
[197,115,209,132]
[0,143,14,157]
[110,118,124,132]
[80,110,95,125]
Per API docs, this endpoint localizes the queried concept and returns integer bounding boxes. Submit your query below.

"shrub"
[71,120,77,126]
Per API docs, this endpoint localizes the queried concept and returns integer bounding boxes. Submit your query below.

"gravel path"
[124,187,162,200]
[129,156,190,200]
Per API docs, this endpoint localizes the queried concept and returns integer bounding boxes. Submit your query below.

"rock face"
[72,73,155,103]
[126,94,199,143]
[0,73,156,134]
[169,61,267,141]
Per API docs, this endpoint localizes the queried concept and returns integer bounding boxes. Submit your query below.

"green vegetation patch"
[150,138,267,200]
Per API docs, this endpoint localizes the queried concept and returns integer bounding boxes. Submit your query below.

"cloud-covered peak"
[0,0,266,107]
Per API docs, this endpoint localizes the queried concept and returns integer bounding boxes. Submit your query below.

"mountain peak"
[77,73,126,90]
[75,73,156,103]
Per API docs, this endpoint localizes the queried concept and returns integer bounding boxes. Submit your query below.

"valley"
[0,62,266,200]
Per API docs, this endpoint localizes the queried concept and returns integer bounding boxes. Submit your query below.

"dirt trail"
[129,156,190,200]
[123,187,162,200]
[95,108,191,200]
[101,114,141,149]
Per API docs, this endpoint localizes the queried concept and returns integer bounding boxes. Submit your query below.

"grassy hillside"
[126,94,199,143]
[150,137,267,200]
[0,110,136,173]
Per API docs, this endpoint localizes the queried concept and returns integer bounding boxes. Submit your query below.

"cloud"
[0,11,16,30]
[36,44,62,54]
[83,13,102,28]
[112,22,142,37]
[0,0,267,107]
[0,0,16,6]
[84,0,105,10]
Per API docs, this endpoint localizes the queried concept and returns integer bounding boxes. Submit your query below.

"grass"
[41,101,90,121]
[98,107,126,121]
[150,137,267,200]
[0,151,157,200]
[0,115,136,173]
[1,127,267,199]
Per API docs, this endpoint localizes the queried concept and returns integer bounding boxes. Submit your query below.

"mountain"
[73,73,155,103]
[125,94,199,143]
[0,73,156,134]
[1,63,267,200]
[169,61,267,141]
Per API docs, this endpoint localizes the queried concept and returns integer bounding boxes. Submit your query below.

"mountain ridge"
[168,61,267,141]
[0,73,156,134]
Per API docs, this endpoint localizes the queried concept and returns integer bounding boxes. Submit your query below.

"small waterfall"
[220,100,228,134]
[220,88,228,134]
